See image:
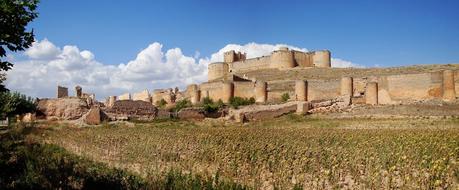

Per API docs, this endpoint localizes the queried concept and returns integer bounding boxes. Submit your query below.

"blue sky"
[29,0,459,67]
[6,0,459,98]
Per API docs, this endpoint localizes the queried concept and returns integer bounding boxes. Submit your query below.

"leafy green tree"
[0,0,39,92]
[0,91,36,118]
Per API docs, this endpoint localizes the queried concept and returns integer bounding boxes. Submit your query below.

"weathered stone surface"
[229,102,298,122]
[21,113,36,122]
[104,100,158,120]
[37,98,89,120]
[84,107,108,125]
[178,107,206,120]
[296,102,312,115]
[156,109,172,119]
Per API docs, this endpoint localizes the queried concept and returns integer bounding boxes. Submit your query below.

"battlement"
[224,50,246,63]
[209,47,331,81]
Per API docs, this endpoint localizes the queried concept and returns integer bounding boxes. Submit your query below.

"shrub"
[156,99,167,108]
[281,93,290,102]
[173,99,192,112]
[0,91,36,118]
[202,97,224,113]
[229,97,255,109]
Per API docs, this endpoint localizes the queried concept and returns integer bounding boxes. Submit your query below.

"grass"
[36,116,459,189]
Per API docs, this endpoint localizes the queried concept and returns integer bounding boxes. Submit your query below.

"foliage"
[156,98,167,109]
[0,0,39,92]
[0,73,7,92]
[281,93,290,102]
[0,91,36,118]
[173,99,192,112]
[0,0,38,71]
[228,97,255,109]
[202,97,224,113]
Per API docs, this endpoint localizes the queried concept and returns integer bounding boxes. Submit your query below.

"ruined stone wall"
[57,86,68,98]
[132,89,151,102]
[118,93,131,100]
[152,89,174,105]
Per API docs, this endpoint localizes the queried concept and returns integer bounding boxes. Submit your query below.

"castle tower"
[208,62,229,81]
[312,50,331,68]
[224,50,246,63]
[271,47,295,69]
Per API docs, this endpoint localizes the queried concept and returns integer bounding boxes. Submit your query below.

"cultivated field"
[37,116,459,189]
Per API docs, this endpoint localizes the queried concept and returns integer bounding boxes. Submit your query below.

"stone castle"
[54,47,458,119]
[208,48,331,81]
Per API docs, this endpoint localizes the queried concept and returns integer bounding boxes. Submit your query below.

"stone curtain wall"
[233,81,256,99]
[229,56,271,73]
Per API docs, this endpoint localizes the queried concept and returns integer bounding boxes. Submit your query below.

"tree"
[0,0,39,92]
[0,73,6,92]
[0,91,36,118]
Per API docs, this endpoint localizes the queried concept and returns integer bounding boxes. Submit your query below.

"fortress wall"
[308,80,340,101]
[266,80,340,102]
[230,56,271,73]
[199,82,226,101]
[233,81,255,99]
[377,72,442,103]
[132,90,151,102]
[118,93,131,100]
[293,51,314,67]
[152,89,174,105]
[455,70,459,98]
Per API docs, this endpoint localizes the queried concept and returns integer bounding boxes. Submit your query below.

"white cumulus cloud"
[5,39,358,100]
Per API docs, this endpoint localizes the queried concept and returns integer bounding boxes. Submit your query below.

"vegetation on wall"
[228,97,255,109]
[202,97,224,113]
[281,93,290,102]
[173,99,192,112]
[156,99,167,109]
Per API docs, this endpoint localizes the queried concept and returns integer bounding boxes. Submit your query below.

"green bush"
[281,93,290,102]
[202,97,224,113]
[156,99,167,108]
[173,99,192,112]
[228,97,255,109]
[0,91,36,118]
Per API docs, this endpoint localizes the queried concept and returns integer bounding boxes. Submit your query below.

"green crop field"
[34,116,459,189]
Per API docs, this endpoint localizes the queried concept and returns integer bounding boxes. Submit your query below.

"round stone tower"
[271,47,295,69]
[313,50,331,68]
[208,62,229,81]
